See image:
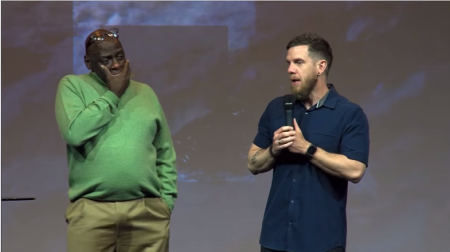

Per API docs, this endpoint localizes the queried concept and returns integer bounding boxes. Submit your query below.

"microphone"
[283,94,295,127]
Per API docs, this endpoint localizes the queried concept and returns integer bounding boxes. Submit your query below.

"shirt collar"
[315,89,329,108]
[321,83,339,109]
[297,83,339,109]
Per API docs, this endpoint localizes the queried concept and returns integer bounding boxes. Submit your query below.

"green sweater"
[55,72,177,210]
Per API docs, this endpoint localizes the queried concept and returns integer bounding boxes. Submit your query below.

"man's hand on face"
[100,60,131,98]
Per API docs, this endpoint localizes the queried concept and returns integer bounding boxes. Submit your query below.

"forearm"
[156,145,177,210]
[247,147,277,175]
[154,107,178,210]
[63,103,115,146]
[55,90,120,147]
[310,147,365,183]
[157,161,177,211]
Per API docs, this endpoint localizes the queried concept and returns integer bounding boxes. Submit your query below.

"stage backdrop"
[2,1,450,251]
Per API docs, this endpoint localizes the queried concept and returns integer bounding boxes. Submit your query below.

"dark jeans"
[261,246,344,252]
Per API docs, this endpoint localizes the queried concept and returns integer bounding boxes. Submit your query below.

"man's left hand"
[288,118,311,155]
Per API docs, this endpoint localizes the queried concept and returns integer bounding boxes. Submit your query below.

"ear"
[317,60,327,75]
[84,55,92,71]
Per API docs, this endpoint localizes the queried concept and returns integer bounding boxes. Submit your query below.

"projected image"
[2,1,450,252]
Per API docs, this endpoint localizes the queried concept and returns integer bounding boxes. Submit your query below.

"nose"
[287,64,296,74]
[111,59,120,70]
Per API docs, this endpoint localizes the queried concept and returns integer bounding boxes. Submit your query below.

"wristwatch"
[306,144,317,158]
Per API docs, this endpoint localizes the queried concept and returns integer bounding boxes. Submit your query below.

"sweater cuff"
[102,91,120,113]
[103,90,120,107]
[161,195,175,211]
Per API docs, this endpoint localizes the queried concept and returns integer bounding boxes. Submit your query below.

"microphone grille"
[283,94,295,104]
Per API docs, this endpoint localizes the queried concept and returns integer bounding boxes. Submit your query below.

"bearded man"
[247,33,370,252]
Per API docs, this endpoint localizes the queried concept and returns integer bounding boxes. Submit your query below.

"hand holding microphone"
[271,126,296,157]
[269,94,297,157]
[282,94,312,155]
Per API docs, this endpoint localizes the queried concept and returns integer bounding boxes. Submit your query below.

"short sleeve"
[253,104,272,149]
[340,107,370,167]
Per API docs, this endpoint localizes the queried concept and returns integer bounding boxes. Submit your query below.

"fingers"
[122,60,131,77]
[275,131,295,140]
[100,64,111,75]
[280,141,293,148]
[123,60,130,72]
[273,140,293,151]
[272,135,294,148]
[100,64,108,71]
[293,118,299,130]
[275,136,295,145]
[274,126,293,134]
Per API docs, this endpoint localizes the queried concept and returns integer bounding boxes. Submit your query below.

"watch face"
[307,145,317,156]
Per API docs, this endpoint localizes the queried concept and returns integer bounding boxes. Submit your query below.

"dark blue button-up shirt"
[253,84,370,252]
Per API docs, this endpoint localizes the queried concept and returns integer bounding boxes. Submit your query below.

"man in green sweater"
[55,28,178,252]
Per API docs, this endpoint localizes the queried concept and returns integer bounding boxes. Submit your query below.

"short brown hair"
[286,33,333,76]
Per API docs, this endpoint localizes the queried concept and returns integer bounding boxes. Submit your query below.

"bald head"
[83,28,127,83]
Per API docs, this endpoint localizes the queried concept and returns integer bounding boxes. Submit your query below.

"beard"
[291,74,318,101]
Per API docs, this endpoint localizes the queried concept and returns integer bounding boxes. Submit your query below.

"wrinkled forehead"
[90,39,124,57]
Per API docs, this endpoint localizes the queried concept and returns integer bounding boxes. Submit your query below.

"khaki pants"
[65,197,171,252]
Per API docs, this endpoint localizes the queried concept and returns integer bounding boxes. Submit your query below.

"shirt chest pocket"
[309,130,341,153]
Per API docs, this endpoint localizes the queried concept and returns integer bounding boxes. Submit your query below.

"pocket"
[159,198,172,216]
[311,130,340,152]
[65,199,86,224]
[143,198,171,220]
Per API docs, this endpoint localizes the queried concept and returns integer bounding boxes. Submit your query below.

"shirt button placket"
[288,199,295,228]
[288,178,297,228]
